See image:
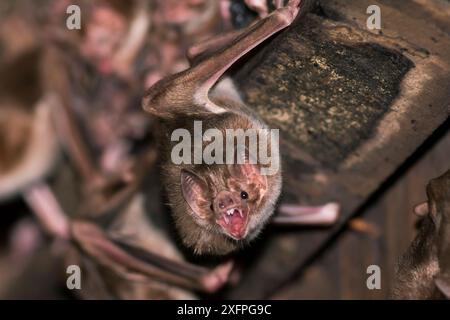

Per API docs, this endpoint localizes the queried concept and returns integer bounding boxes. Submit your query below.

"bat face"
[166,114,282,255]
[181,162,268,242]
[213,186,253,240]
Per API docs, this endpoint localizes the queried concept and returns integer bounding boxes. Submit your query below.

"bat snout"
[215,191,249,240]
[216,191,240,210]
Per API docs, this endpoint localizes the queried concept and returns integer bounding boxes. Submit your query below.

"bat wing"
[71,220,232,293]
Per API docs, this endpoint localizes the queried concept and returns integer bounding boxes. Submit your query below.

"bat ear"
[181,169,209,219]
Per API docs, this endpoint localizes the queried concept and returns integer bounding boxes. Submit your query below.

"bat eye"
[240,191,248,199]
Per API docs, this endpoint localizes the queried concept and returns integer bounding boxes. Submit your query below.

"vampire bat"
[392,169,450,299]
[143,0,304,255]
[40,0,158,211]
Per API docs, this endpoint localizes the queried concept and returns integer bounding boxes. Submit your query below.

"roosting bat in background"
[0,18,69,239]
[16,0,235,298]
[392,169,450,299]
[143,0,338,256]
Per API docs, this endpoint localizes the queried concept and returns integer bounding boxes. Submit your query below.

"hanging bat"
[392,169,450,299]
[142,0,337,256]
[39,0,159,216]
[0,1,146,240]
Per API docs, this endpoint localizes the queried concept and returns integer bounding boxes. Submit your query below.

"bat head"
[180,161,268,242]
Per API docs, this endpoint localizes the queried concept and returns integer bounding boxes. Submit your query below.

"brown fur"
[159,99,282,255]
[0,107,32,174]
[392,215,443,299]
[0,48,59,200]
[392,170,450,299]
[0,97,59,201]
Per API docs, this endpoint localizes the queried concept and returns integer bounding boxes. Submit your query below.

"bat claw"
[286,0,302,18]
[272,0,302,25]
[247,0,302,18]
[272,0,300,9]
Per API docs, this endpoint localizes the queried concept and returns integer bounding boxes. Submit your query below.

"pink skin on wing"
[274,202,340,226]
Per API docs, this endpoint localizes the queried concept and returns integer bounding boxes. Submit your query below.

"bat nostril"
[219,202,225,209]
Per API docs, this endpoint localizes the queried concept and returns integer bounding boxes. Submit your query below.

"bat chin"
[216,208,249,241]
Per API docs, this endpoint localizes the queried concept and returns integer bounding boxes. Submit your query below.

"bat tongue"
[219,209,247,239]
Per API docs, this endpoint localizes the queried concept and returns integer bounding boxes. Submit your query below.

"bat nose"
[217,191,238,209]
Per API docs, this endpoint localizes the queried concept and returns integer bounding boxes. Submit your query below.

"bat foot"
[413,201,429,217]
[274,202,340,226]
[201,260,234,293]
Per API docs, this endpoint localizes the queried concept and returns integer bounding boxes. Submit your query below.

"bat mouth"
[216,208,248,240]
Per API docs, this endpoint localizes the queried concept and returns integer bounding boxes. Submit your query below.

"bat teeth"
[239,210,243,218]
[224,215,230,224]
[226,209,234,216]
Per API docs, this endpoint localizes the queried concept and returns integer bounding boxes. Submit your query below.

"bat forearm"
[191,6,298,91]
[72,221,232,293]
[143,2,300,117]
[43,46,103,184]
[56,105,102,182]
[23,183,70,239]
[187,28,245,65]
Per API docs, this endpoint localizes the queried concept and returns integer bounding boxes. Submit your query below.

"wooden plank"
[225,0,450,298]
[272,125,450,299]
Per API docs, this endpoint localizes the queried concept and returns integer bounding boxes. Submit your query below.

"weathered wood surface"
[273,124,450,299]
[224,0,450,299]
